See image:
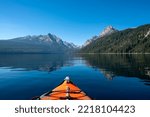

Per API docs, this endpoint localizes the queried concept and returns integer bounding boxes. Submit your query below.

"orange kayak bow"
[33,77,91,100]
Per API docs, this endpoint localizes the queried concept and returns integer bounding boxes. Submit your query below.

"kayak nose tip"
[65,76,70,83]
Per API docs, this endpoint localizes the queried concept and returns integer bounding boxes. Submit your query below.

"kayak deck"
[35,77,91,100]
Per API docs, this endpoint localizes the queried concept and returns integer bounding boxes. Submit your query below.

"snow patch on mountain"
[10,33,77,49]
[145,28,150,38]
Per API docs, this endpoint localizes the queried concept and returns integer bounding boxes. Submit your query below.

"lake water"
[0,54,150,100]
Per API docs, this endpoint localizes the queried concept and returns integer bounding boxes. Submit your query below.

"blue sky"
[0,0,150,45]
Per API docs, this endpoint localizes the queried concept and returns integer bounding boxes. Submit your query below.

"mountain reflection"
[0,54,150,85]
[0,54,74,72]
[81,54,150,83]
[1,54,150,100]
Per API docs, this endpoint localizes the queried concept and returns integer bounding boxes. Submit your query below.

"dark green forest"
[81,24,150,53]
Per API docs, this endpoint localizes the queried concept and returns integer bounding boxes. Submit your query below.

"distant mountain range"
[0,24,150,54]
[0,33,77,53]
[81,24,150,53]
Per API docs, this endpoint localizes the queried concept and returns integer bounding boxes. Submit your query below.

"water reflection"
[81,54,150,84]
[0,54,150,99]
[0,54,75,72]
[0,54,150,81]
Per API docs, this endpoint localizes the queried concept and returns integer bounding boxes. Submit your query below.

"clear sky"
[0,0,150,45]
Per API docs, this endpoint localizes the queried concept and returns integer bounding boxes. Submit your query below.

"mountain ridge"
[81,24,150,53]
[0,33,78,53]
[82,26,118,47]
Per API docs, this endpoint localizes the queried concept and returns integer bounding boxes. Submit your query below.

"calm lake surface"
[0,54,150,100]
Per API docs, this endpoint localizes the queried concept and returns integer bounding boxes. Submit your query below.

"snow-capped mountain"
[0,33,77,53]
[11,33,77,49]
[100,26,118,37]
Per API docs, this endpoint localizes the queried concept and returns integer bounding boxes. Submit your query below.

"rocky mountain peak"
[100,25,118,37]
[7,33,77,51]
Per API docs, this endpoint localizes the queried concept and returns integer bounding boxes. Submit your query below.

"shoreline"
[77,53,150,55]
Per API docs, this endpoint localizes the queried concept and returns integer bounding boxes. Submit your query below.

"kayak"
[33,77,91,100]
